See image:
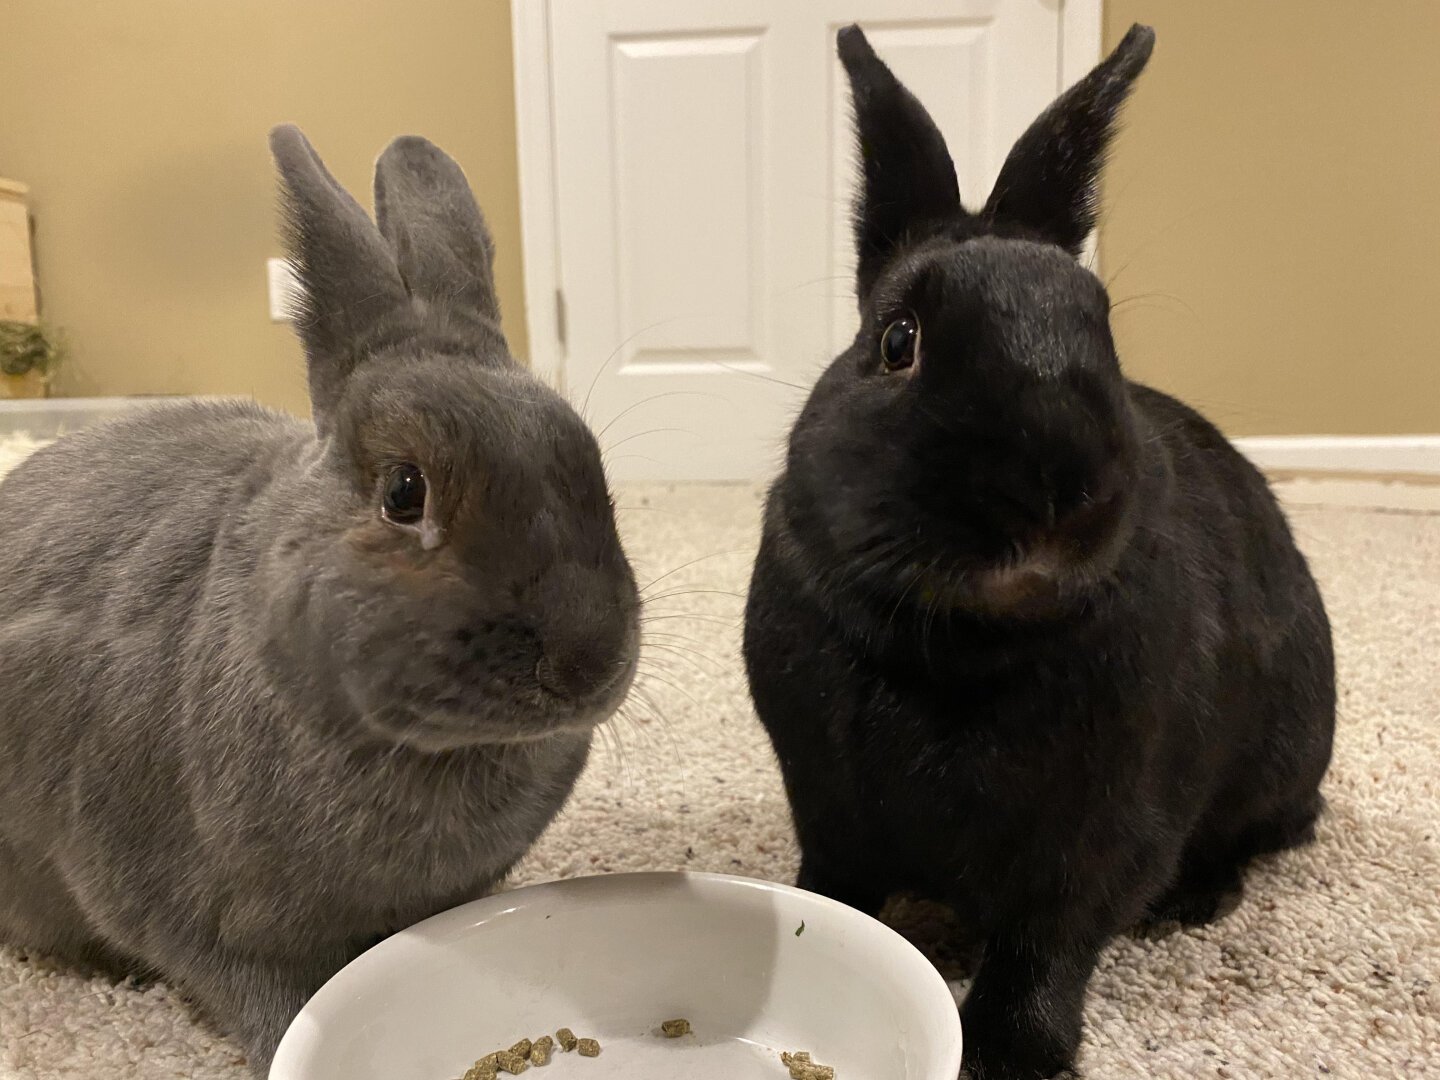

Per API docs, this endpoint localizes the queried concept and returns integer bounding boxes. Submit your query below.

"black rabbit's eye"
[880,315,920,372]
[382,464,427,524]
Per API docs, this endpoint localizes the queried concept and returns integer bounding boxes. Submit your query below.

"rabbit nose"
[536,602,635,704]
[536,631,630,701]
[533,562,637,701]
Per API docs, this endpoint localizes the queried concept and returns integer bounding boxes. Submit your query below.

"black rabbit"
[743,25,1335,1080]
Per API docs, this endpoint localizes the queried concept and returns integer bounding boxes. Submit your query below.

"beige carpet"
[0,435,1436,1078]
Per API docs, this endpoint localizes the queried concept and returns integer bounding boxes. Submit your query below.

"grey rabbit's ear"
[983,24,1155,256]
[373,136,503,333]
[269,125,415,432]
[838,25,963,300]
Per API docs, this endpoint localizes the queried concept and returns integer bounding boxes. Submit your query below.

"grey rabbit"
[0,127,639,1074]
[744,25,1335,1080]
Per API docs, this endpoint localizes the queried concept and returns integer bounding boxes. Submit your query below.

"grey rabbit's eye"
[880,315,920,372]
[382,464,427,524]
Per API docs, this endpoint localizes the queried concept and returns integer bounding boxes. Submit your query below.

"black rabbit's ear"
[983,24,1155,256]
[839,25,962,299]
[373,136,504,336]
[269,125,414,433]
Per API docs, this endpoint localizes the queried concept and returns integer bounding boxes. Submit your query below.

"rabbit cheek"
[343,517,409,557]
[341,517,456,581]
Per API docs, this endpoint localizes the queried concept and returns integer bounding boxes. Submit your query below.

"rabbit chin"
[969,548,1086,618]
[346,657,639,752]
[357,704,604,752]
[918,541,1119,621]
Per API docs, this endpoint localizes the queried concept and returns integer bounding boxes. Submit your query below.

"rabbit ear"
[983,24,1155,256]
[269,125,414,431]
[838,25,962,299]
[373,136,503,332]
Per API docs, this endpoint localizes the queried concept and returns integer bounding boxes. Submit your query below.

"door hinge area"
[555,288,568,351]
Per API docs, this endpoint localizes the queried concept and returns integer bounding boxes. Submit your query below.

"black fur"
[744,26,1335,1080]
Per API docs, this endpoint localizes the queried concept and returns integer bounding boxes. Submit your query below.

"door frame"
[510,0,1105,394]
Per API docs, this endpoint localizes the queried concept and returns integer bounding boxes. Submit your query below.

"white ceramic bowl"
[271,871,962,1080]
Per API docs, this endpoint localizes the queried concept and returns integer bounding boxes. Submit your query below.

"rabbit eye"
[880,315,920,372]
[382,464,427,524]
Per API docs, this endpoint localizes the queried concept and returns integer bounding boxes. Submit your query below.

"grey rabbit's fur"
[0,127,639,1074]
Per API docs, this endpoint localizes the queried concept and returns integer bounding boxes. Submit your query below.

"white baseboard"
[1235,435,1440,478]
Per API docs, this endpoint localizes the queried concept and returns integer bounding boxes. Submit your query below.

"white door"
[529,0,1081,481]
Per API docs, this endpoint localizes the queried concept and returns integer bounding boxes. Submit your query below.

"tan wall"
[1101,1,1440,435]
[5,4,1436,435]
[0,0,527,415]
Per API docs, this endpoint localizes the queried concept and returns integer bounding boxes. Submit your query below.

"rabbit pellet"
[460,1056,498,1080]
[458,1029,834,1078]
[493,1050,528,1075]
[781,1050,837,1080]
[458,1029,601,1078]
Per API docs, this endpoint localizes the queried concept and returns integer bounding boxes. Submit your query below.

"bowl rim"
[271,869,963,1078]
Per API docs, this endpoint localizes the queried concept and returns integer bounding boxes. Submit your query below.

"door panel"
[547,1,1064,480]
[612,31,763,370]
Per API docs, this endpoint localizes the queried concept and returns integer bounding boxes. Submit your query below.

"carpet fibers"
[0,437,1435,1078]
